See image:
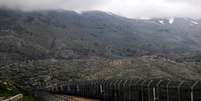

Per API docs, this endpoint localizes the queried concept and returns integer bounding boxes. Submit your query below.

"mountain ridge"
[1,9,201,87]
[1,9,201,63]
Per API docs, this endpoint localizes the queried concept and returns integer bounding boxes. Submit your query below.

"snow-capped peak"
[169,18,174,24]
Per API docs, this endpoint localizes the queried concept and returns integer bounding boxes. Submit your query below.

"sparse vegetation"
[0,8,201,100]
[0,80,38,101]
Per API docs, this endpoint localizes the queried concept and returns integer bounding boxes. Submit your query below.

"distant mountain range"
[1,9,201,64]
[1,9,201,87]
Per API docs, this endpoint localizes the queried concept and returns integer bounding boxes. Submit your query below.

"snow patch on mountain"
[75,10,83,14]
[159,20,165,24]
[191,20,199,25]
[106,12,114,16]
[169,18,174,24]
[139,17,151,20]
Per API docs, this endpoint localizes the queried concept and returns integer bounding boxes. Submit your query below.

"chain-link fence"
[45,79,201,101]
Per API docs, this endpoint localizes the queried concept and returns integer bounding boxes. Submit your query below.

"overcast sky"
[0,0,200,18]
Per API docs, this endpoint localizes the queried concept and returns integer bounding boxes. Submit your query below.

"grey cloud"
[167,0,201,4]
[0,0,200,18]
[0,0,107,11]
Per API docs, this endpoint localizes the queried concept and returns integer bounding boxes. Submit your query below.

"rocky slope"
[1,9,201,88]
[1,9,201,65]
[1,56,201,89]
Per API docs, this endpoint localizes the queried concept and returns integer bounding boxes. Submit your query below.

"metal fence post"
[153,87,156,101]
[191,81,199,101]
[123,80,128,101]
[141,80,146,101]
[166,80,171,101]
[155,80,162,101]
[147,80,153,101]
[177,81,184,101]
